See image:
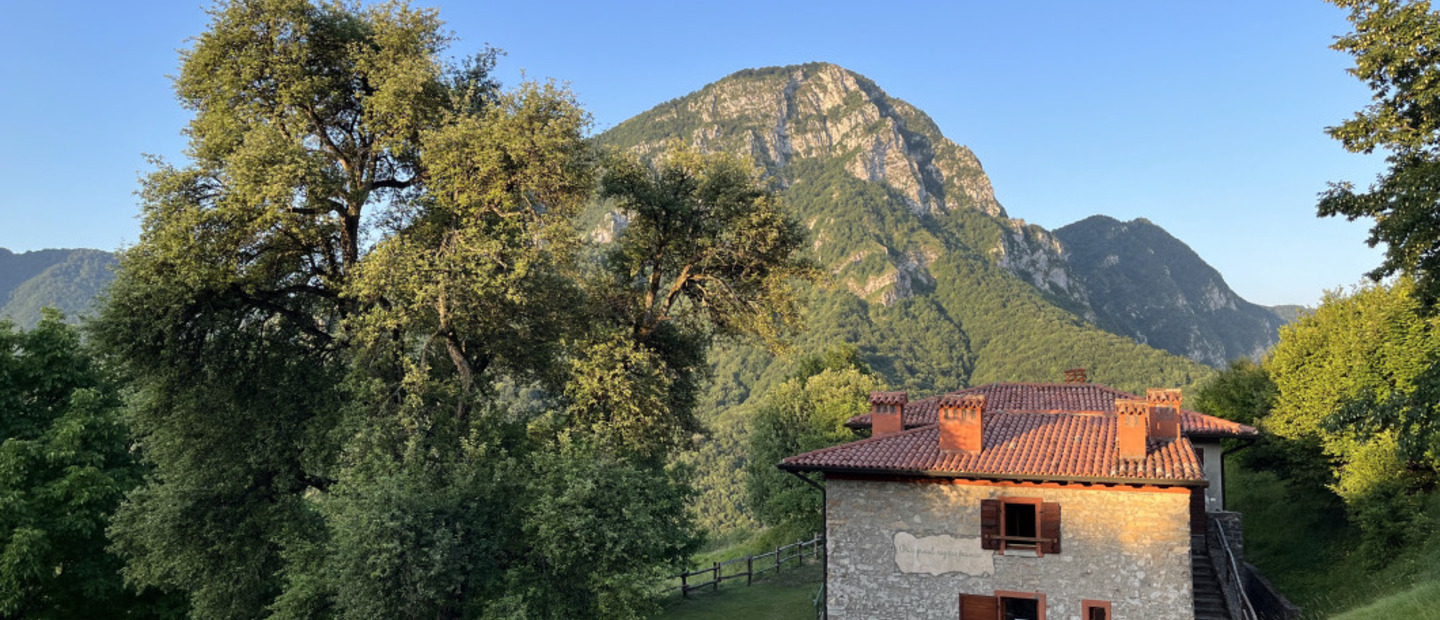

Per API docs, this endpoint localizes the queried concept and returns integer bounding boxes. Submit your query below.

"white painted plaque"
[892,532,993,576]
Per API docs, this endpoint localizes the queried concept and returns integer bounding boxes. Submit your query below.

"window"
[980,497,1061,555]
[1082,599,1111,620]
[1004,501,1037,549]
[959,591,1046,620]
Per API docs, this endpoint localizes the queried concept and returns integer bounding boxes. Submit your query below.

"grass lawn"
[651,564,822,620]
[1330,580,1440,620]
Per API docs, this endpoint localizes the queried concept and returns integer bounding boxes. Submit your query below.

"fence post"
[747,555,753,586]
[775,545,781,573]
[712,561,719,592]
[681,570,688,598]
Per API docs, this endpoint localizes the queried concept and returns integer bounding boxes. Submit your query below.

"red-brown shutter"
[960,593,998,619]
[980,499,1001,550]
[1040,502,1061,554]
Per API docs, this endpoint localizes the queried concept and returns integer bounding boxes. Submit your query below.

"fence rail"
[673,534,824,598]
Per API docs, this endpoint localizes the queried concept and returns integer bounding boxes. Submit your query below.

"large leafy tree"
[0,313,174,618]
[1321,0,1440,305]
[745,346,878,532]
[1266,280,1440,550]
[95,1,810,617]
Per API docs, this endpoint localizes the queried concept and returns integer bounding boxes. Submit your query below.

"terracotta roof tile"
[782,412,1206,485]
[844,382,1258,439]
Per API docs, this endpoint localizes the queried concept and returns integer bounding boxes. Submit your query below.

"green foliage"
[0,313,174,618]
[95,4,811,617]
[1266,280,1440,554]
[1191,359,1276,426]
[1321,0,1440,305]
[746,347,879,531]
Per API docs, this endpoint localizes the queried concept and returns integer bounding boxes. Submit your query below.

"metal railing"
[1212,522,1258,620]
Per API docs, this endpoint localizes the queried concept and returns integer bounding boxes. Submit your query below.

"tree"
[0,312,175,618]
[745,346,879,531]
[1191,359,1276,427]
[96,2,810,617]
[1266,279,1440,551]
[1320,0,1440,305]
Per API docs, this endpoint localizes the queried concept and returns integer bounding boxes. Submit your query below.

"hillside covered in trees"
[0,248,115,327]
[593,63,1295,533]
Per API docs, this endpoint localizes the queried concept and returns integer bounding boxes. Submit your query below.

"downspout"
[788,469,827,619]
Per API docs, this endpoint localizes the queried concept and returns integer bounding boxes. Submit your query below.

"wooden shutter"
[1040,502,1061,554]
[960,593,998,619]
[980,499,1001,550]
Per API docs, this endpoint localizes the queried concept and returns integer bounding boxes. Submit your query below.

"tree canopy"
[90,1,811,618]
[1321,0,1440,305]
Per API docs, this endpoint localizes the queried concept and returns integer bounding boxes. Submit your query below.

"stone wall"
[825,477,1194,620]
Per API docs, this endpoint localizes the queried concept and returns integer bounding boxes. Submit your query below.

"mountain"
[595,63,1294,533]
[599,63,1216,395]
[1053,215,1286,366]
[1267,304,1311,324]
[0,248,117,328]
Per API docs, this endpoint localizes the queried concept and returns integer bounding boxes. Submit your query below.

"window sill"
[998,548,1040,558]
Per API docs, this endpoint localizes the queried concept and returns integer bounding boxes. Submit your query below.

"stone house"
[778,377,1264,620]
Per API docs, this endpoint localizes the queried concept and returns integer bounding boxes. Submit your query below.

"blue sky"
[0,1,1388,306]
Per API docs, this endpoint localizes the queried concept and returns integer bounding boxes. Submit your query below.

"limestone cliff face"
[601,63,1075,307]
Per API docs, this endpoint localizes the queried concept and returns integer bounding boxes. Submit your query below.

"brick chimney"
[939,394,985,454]
[1063,368,1088,383]
[870,391,908,437]
[1145,388,1182,441]
[1115,398,1149,461]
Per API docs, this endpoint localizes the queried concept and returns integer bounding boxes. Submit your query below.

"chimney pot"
[870,391,907,437]
[1064,368,1088,383]
[1146,388,1182,411]
[938,394,985,454]
[1115,398,1149,461]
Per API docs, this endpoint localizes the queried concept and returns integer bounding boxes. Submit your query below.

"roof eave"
[776,462,1208,488]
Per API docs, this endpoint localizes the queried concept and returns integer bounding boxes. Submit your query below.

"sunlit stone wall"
[824,477,1194,620]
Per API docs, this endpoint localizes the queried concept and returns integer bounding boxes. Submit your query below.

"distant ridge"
[1054,215,1286,366]
[0,248,116,327]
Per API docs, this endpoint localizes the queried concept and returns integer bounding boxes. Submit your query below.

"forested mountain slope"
[0,248,116,327]
[598,63,1213,407]
[1054,215,1286,366]
[597,63,1230,533]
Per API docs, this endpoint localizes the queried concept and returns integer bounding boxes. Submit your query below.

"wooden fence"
[672,534,824,598]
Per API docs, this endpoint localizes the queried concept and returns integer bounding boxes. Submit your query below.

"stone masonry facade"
[826,477,1194,620]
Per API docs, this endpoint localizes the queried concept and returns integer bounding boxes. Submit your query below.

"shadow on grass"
[652,564,823,620]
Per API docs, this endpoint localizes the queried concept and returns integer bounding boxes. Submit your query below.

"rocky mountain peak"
[610,63,1005,220]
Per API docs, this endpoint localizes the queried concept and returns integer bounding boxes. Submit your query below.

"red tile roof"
[844,382,1258,439]
[781,411,1206,485]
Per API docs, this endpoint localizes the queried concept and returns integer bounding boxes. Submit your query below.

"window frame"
[1081,599,1112,620]
[998,497,1044,556]
[995,590,1046,620]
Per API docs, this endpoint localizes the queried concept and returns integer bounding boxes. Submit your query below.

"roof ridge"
[780,423,938,463]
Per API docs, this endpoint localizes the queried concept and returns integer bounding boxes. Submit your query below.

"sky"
[0,1,1391,306]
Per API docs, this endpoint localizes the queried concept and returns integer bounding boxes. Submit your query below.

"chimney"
[1146,389,1182,441]
[1063,368,1088,383]
[1146,388,1182,411]
[938,394,985,454]
[870,391,908,437]
[1115,398,1149,461]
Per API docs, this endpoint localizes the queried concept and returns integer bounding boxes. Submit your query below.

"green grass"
[1329,581,1440,620]
[652,564,822,620]
[1225,457,1440,618]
